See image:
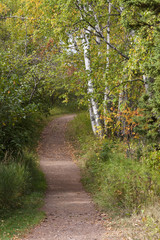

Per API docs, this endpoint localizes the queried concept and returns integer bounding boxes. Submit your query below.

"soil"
[23,114,106,240]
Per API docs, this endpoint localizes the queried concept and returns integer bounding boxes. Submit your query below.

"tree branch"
[29,75,41,103]
[106,79,144,97]
[84,26,129,60]
[0,15,37,20]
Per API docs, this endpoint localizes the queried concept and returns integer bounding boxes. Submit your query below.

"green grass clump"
[0,152,47,240]
[66,111,93,145]
[20,152,47,192]
[0,163,29,208]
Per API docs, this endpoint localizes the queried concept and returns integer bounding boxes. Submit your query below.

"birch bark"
[143,75,150,95]
[104,1,111,133]
[82,27,102,136]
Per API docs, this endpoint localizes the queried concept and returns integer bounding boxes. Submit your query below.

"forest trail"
[23,114,106,240]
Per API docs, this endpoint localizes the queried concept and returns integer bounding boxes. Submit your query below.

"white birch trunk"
[82,28,102,136]
[104,1,111,132]
[143,75,149,95]
[117,85,123,136]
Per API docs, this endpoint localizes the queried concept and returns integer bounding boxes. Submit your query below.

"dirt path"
[24,114,106,240]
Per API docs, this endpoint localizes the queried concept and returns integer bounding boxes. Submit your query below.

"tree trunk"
[82,28,103,136]
[104,1,111,133]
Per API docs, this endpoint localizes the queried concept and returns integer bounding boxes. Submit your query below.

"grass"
[0,151,47,240]
[66,111,160,240]
[0,192,45,240]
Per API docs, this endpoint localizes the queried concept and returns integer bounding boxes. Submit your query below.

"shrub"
[0,163,30,208]
[99,141,112,162]
[0,113,44,160]
[143,149,160,170]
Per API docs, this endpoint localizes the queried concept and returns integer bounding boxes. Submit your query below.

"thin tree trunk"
[143,75,149,94]
[117,84,123,136]
[104,1,111,133]
[82,28,103,136]
[25,21,28,57]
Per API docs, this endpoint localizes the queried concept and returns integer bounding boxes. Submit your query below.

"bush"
[0,163,29,208]
[143,149,160,170]
[0,113,44,160]
[99,141,112,162]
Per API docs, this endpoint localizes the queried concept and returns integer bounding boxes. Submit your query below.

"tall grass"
[84,147,160,213]
[67,112,160,214]
[0,163,29,208]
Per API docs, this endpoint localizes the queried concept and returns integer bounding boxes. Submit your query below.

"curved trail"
[24,115,106,240]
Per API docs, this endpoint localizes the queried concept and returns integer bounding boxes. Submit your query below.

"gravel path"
[23,114,106,240]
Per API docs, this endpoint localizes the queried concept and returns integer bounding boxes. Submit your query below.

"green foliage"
[121,0,160,143]
[0,150,46,209]
[99,142,112,162]
[1,0,159,146]
[0,163,29,208]
[0,113,44,159]
[140,146,160,170]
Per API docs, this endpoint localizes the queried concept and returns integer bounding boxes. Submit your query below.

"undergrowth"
[0,105,78,240]
[67,111,160,239]
[0,113,47,239]
[0,152,46,240]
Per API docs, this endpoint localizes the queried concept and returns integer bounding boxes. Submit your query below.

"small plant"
[99,141,112,162]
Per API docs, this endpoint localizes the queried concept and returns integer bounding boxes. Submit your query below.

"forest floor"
[22,114,109,240]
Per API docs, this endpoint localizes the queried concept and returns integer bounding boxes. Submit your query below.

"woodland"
[0,0,160,239]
